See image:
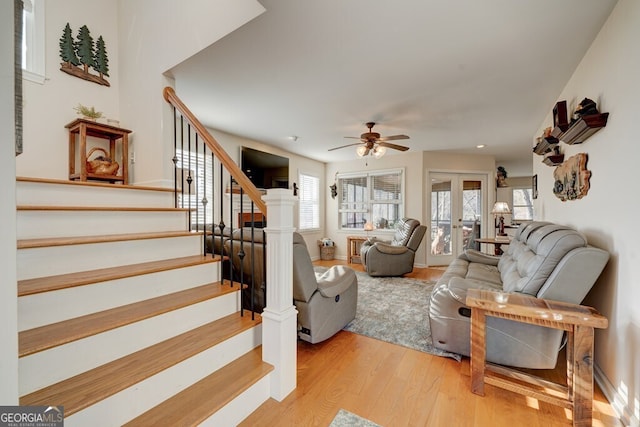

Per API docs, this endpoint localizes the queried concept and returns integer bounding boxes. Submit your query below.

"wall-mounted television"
[240,146,289,189]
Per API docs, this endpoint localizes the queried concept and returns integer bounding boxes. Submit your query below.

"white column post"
[261,188,298,401]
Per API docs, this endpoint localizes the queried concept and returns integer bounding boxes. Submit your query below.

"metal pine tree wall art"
[59,23,110,86]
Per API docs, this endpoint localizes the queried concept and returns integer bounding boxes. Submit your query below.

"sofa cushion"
[500,225,587,295]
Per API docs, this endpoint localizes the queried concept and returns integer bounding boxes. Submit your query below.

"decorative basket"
[86,147,119,176]
[317,241,336,261]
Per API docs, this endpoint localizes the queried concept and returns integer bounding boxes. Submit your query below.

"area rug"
[329,409,380,427]
[343,271,461,361]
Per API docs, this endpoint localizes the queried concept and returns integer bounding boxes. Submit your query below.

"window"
[512,188,534,221]
[338,169,403,230]
[22,0,45,83]
[298,172,320,230]
[175,149,214,226]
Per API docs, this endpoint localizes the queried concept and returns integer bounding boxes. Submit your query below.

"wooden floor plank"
[18,254,220,296]
[124,347,273,427]
[19,282,240,357]
[20,312,261,416]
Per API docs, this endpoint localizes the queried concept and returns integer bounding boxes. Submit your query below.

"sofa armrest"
[458,249,500,266]
[317,265,357,298]
[373,242,409,255]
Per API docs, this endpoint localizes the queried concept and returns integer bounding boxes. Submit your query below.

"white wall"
[17,0,121,179]
[532,1,639,424]
[117,0,265,186]
[1,0,19,404]
[16,0,265,185]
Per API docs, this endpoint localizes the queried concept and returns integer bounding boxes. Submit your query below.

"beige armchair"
[360,218,427,277]
[292,233,358,343]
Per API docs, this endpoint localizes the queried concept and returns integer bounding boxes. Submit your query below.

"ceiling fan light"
[356,145,367,157]
[372,146,386,158]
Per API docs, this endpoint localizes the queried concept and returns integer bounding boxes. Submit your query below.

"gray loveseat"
[428,221,609,369]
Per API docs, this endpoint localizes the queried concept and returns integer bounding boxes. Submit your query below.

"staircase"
[15,177,273,426]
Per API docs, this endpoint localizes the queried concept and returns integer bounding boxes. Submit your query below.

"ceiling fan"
[328,122,410,157]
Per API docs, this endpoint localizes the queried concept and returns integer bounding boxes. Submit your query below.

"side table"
[66,118,132,184]
[475,237,510,256]
[466,288,608,427]
[346,236,367,264]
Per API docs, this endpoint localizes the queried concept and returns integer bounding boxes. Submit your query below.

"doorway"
[429,173,487,266]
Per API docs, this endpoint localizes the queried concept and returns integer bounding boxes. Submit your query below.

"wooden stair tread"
[17,205,192,212]
[19,282,241,357]
[18,254,220,296]
[124,346,273,427]
[17,176,175,193]
[18,230,202,249]
[20,312,262,416]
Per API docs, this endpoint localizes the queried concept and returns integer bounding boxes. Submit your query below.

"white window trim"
[511,186,534,221]
[22,0,46,84]
[298,171,321,232]
[337,167,405,232]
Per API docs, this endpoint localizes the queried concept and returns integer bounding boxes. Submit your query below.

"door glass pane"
[431,178,451,255]
[462,180,482,249]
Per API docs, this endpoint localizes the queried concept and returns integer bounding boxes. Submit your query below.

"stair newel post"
[262,188,297,401]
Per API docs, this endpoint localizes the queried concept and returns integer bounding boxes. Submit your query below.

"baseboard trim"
[594,363,637,427]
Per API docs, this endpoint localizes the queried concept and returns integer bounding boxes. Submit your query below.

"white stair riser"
[17,210,188,239]
[61,328,263,427]
[19,293,241,395]
[19,263,219,331]
[17,181,174,208]
[200,375,271,427]
[17,235,204,280]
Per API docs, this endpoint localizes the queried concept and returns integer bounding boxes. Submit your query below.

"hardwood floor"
[241,261,622,427]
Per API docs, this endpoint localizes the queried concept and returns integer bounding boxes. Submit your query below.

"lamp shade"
[356,145,368,157]
[363,221,374,231]
[491,202,511,215]
[372,146,386,158]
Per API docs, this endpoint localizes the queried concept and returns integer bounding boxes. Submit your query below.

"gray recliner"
[292,233,358,344]
[360,218,427,277]
[428,221,609,369]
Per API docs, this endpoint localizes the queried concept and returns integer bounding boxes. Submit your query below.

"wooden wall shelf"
[557,113,609,145]
[542,154,564,166]
[533,137,559,155]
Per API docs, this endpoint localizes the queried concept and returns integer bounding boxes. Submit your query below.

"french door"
[429,173,487,266]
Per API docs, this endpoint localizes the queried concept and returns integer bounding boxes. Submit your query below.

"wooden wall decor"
[59,23,110,86]
[553,153,591,201]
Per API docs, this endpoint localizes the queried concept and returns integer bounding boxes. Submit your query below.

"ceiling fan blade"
[328,142,364,151]
[378,134,410,141]
[344,136,363,140]
[378,141,410,151]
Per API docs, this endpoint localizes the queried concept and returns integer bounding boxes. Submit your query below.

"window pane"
[339,170,403,230]
[299,173,319,230]
[512,188,534,220]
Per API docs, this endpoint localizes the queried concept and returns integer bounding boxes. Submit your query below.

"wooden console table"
[66,118,131,184]
[466,289,608,427]
[347,236,367,264]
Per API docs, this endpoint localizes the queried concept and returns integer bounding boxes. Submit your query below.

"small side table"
[476,237,510,255]
[66,118,132,184]
[466,289,608,427]
[347,236,367,264]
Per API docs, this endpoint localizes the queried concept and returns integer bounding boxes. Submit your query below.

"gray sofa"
[428,221,609,369]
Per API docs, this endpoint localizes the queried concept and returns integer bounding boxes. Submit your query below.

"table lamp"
[364,221,374,241]
[491,202,511,236]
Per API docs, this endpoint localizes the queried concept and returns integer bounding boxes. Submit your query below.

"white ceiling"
[169,0,617,174]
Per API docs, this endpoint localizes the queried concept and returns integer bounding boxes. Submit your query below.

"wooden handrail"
[163,86,267,215]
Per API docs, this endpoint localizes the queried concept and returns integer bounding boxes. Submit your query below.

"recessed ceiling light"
[476,144,486,149]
